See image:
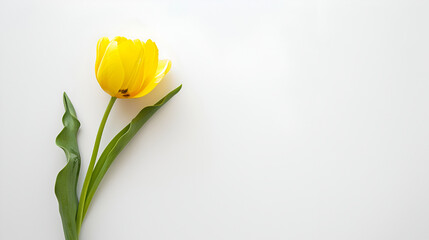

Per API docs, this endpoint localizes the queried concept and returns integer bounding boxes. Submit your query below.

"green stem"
[76,96,116,234]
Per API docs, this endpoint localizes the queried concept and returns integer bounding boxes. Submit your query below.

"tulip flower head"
[95,36,171,98]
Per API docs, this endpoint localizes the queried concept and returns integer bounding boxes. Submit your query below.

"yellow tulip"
[95,36,171,98]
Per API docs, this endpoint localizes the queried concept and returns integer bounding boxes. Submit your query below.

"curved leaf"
[55,92,81,240]
[83,85,182,217]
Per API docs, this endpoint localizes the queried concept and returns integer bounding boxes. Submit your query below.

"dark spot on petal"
[118,89,128,93]
[123,94,130,97]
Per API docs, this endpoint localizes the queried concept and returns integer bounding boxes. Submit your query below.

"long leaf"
[83,85,182,217]
[55,93,81,240]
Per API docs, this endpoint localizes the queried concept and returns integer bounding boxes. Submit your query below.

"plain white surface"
[1,0,429,239]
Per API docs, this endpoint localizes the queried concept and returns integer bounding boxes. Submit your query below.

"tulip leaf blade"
[83,85,182,217]
[55,92,81,240]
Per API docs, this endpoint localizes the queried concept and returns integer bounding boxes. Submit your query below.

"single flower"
[95,36,171,98]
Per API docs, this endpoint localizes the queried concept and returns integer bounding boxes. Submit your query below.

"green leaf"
[55,93,81,240]
[83,85,182,217]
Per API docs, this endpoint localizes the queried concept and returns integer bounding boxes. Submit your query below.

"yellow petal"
[128,39,159,97]
[154,59,172,79]
[114,38,144,98]
[96,41,125,96]
[142,39,159,84]
[126,40,146,96]
[132,59,171,98]
[95,37,110,74]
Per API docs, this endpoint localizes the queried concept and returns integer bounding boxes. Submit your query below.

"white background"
[1,0,429,239]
